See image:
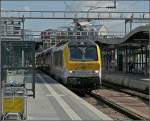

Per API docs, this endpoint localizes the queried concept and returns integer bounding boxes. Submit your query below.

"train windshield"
[84,47,98,60]
[70,46,98,61]
[70,47,82,60]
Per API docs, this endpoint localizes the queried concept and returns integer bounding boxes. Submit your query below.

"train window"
[70,47,82,60]
[54,51,63,68]
[59,51,63,68]
[84,47,98,61]
[54,52,58,66]
[58,52,60,67]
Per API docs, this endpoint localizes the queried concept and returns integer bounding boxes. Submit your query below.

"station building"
[98,26,149,76]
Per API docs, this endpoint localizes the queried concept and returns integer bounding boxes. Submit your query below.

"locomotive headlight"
[69,70,73,74]
[95,70,99,74]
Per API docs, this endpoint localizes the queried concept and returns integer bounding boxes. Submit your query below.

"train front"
[64,40,101,91]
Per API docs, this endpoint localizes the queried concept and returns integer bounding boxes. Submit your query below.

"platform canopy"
[120,26,149,47]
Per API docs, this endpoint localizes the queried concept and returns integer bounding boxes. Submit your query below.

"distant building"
[41,29,67,49]
[41,23,108,49]
[73,21,108,40]
[95,25,108,36]
[41,29,56,49]
[0,18,22,41]
[87,25,108,36]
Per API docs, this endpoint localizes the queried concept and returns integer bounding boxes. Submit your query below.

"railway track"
[89,86,150,120]
[75,91,132,120]
[65,78,149,120]
[102,81,149,101]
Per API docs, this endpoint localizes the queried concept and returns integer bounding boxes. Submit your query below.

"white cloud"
[65,1,148,33]
[65,1,115,12]
[24,6,30,11]
[75,1,115,11]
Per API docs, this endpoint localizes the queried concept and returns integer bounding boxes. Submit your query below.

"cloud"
[76,1,115,11]
[65,1,115,12]
[64,1,116,21]
[24,6,30,11]
[65,1,148,33]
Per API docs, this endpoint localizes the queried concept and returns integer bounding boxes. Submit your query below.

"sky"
[1,0,149,34]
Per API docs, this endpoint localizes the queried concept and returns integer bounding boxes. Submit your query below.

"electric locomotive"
[37,39,101,91]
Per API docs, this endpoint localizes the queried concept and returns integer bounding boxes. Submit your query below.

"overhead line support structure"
[1,0,149,2]
[1,17,149,21]
[1,10,149,21]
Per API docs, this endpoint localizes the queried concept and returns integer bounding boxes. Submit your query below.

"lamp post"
[0,0,2,89]
[148,0,150,115]
[0,0,1,17]
[22,16,25,67]
[0,1,2,118]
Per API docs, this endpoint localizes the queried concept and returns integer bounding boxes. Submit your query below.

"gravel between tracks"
[82,94,132,120]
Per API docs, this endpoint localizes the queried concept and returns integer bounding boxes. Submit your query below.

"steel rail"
[102,82,149,101]
[88,91,149,120]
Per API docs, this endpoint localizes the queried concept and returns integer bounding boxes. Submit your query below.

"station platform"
[102,72,149,92]
[27,72,112,120]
